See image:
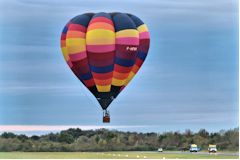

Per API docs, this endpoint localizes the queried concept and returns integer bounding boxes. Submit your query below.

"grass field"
[0,151,238,159]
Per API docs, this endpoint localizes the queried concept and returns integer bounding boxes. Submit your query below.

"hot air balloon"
[60,12,150,123]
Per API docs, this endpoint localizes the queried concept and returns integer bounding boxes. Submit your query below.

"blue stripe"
[128,14,144,27]
[70,14,93,27]
[138,51,147,61]
[62,26,68,34]
[112,13,136,32]
[90,65,114,73]
[115,57,135,67]
[80,72,92,80]
[93,12,112,20]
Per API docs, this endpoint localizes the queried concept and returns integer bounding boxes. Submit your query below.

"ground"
[0,151,238,159]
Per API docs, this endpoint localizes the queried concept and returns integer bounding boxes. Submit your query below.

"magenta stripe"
[69,51,87,61]
[140,32,150,39]
[87,44,115,53]
[67,60,73,68]
[116,37,139,45]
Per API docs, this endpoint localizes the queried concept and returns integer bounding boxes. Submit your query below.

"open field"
[0,151,238,159]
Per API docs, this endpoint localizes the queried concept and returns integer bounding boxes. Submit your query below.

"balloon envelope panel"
[60,12,150,109]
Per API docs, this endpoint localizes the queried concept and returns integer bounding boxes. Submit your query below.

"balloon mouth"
[97,96,114,110]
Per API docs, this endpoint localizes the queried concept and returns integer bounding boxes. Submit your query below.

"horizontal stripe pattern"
[112,13,139,87]
[115,57,135,67]
[88,22,114,31]
[87,44,115,53]
[86,13,115,92]
[60,12,150,104]
[69,51,87,61]
[61,14,95,88]
[90,64,114,73]
[66,31,85,38]
[122,22,150,89]
[116,37,139,45]
[60,24,70,62]
[116,29,139,38]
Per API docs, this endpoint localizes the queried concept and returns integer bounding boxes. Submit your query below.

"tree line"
[0,128,238,152]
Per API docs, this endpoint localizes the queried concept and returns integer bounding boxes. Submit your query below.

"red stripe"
[89,17,113,26]
[71,59,90,74]
[140,39,150,43]
[87,44,115,53]
[115,50,138,60]
[72,58,88,67]
[61,34,66,40]
[135,58,143,67]
[94,78,112,85]
[69,52,87,61]
[83,79,95,87]
[72,66,89,75]
[92,72,113,80]
[138,39,150,52]
[89,58,114,67]
[131,65,139,74]
[114,64,132,73]
[139,39,150,45]
[87,51,115,60]
[68,24,86,32]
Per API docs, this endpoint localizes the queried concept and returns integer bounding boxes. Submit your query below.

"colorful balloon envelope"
[60,12,150,121]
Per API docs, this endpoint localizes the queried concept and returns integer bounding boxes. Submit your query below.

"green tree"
[1,132,16,138]
[58,132,74,144]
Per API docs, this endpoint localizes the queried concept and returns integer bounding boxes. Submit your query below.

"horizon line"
[0,125,237,132]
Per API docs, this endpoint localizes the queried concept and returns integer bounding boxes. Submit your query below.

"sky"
[0,0,238,135]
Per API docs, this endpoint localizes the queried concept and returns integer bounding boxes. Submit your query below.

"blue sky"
[0,0,238,134]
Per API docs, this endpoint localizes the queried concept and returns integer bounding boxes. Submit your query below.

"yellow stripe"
[124,72,136,86]
[67,45,85,54]
[137,24,148,33]
[112,78,126,86]
[86,29,115,39]
[86,38,115,45]
[61,47,69,61]
[66,38,85,46]
[96,85,111,92]
[116,29,139,38]
[66,38,86,53]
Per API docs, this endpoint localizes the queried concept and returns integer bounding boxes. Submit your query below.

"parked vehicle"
[189,144,198,152]
[208,144,217,153]
[158,148,163,152]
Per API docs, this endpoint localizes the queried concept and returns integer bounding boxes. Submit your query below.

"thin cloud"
[0,125,147,132]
